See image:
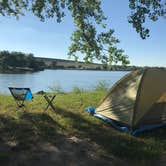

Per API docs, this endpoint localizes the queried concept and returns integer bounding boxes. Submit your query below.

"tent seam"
[131,69,147,131]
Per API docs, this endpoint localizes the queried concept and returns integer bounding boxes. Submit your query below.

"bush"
[48,85,64,94]
[72,86,86,94]
[93,80,109,91]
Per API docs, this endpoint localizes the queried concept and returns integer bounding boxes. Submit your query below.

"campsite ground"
[0,90,165,166]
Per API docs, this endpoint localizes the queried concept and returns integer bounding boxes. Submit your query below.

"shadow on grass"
[54,106,166,162]
[0,112,64,165]
[0,107,165,165]
[0,112,63,143]
[0,111,116,166]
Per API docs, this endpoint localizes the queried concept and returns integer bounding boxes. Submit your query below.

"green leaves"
[1,0,165,65]
[67,0,129,65]
[0,0,130,65]
[0,0,27,17]
[128,0,166,39]
[31,0,66,22]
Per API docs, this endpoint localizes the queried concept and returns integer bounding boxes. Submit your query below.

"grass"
[0,90,165,165]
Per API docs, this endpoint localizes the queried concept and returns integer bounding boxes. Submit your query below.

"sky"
[0,0,165,67]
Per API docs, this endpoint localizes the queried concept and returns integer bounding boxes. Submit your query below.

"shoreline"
[0,67,133,74]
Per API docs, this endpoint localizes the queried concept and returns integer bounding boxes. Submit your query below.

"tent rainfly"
[85,68,166,135]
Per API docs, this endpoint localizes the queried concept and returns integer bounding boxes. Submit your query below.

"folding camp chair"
[43,94,56,111]
[9,87,33,109]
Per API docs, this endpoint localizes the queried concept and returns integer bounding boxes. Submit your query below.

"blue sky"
[0,0,165,66]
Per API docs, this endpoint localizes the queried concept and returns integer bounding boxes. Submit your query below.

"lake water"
[0,70,129,94]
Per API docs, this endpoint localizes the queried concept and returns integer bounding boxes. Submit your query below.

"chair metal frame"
[44,94,56,111]
[8,87,33,109]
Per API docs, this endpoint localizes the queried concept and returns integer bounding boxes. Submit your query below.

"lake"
[0,70,129,94]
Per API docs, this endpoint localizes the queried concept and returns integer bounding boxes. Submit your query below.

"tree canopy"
[0,50,45,72]
[0,0,165,65]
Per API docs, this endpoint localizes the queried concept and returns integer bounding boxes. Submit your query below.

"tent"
[85,68,166,135]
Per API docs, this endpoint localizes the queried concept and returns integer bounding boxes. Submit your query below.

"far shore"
[0,67,132,74]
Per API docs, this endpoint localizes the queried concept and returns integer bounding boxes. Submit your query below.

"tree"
[128,0,166,39]
[0,51,45,71]
[0,0,165,65]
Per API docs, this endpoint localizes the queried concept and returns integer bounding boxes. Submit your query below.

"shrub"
[72,86,86,94]
[48,85,64,94]
[94,80,109,91]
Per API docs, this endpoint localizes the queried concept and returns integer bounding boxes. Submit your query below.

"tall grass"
[93,80,109,91]
[48,85,64,94]
[72,86,87,94]
[49,80,110,94]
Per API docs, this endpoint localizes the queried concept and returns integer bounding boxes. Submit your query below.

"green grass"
[0,91,165,165]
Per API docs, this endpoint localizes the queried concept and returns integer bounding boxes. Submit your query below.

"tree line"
[0,51,45,73]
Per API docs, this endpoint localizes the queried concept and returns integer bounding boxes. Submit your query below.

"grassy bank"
[0,90,165,166]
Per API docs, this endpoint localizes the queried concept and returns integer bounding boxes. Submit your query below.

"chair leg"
[15,100,25,110]
[44,95,56,111]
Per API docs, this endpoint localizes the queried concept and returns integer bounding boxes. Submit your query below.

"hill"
[35,57,143,71]
[35,57,102,70]
[0,50,165,73]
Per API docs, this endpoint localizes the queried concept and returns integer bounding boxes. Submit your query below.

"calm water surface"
[0,70,129,94]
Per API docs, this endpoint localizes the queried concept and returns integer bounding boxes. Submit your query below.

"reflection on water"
[0,70,129,94]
